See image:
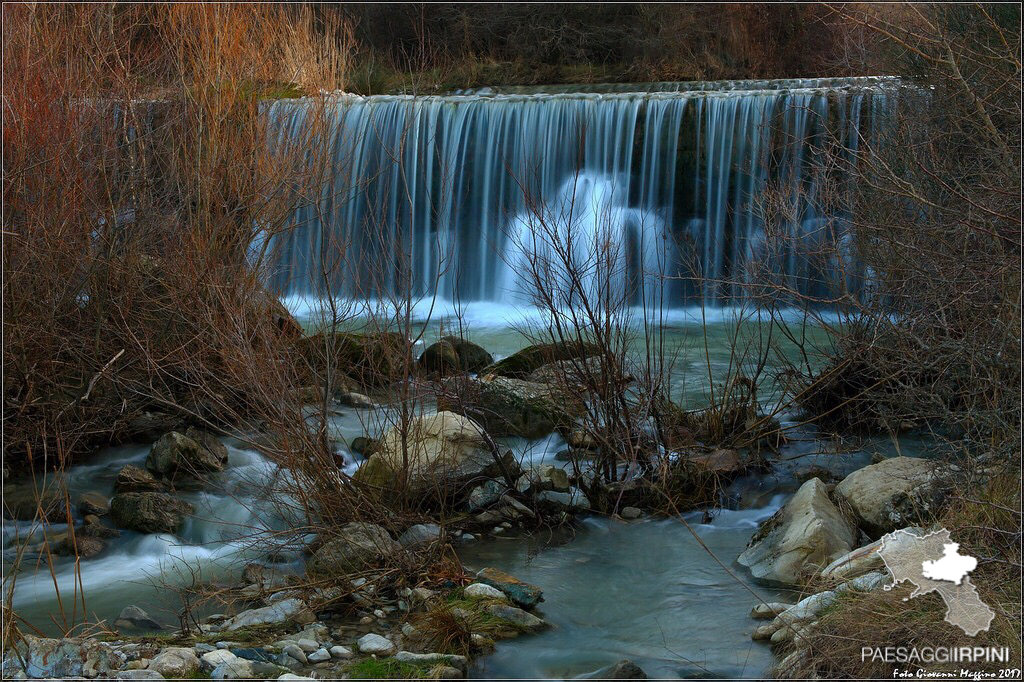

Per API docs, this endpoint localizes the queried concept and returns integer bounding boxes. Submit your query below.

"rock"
[620,506,642,520]
[737,478,857,587]
[437,375,579,439]
[307,522,402,576]
[281,644,306,663]
[819,537,889,581]
[526,356,626,393]
[481,340,600,379]
[79,514,120,539]
[793,465,841,484]
[476,567,544,609]
[419,340,460,374]
[296,623,329,641]
[5,635,125,678]
[463,583,507,600]
[466,480,508,511]
[412,587,437,601]
[350,436,380,457]
[200,649,238,670]
[516,464,570,493]
[211,659,256,679]
[577,659,648,679]
[241,562,289,589]
[356,633,395,655]
[775,590,837,625]
[751,623,777,641]
[431,665,465,679]
[277,675,316,681]
[395,651,468,671]
[116,671,165,680]
[329,645,353,659]
[835,457,950,537]
[230,648,279,663]
[78,491,110,516]
[295,639,319,653]
[534,487,590,513]
[750,602,793,619]
[485,603,547,631]
[146,430,226,485]
[114,605,163,631]
[221,598,312,630]
[442,336,493,373]
[53,534,105,558]
[109,492,194,534]
[836,570,891,593]
[398,523,441,549]
[114,465,163,493]
[2,486,70,523]
[306,648,330,663]
[336,391,376,409]
[149,647,200,678]
[354,411,519,496]
[686,448,745,476]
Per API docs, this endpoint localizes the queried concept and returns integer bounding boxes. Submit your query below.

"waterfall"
[264,78,897,308]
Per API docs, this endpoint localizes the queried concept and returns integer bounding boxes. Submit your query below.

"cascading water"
[264,77,897,310]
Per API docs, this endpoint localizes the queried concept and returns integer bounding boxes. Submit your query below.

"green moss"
[345,658,434,679]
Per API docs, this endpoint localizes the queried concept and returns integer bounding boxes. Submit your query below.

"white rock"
[750,602,793,619]
[282,644,307,663]
[200,650,238,670]
[221,598,311,631]
[278,675,316,681]
[307,648,331,663]
[398,523,441,548]
[329,645,353,659]
[356,633,395,655]
[211,659,256,679]
[149,648,200,678]
[295,639,319,653]
[463,583,507,600]
[394,651,468,671]
[835,457,948,535]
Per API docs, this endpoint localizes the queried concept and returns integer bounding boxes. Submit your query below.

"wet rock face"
[114,464,163,494]
[109,492,194,534]
[737,477,857,587]
[480,341,601,379]
[475,567,544,609]
[2,486,69,523]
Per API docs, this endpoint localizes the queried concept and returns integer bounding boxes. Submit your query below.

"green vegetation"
[345,658,434,680]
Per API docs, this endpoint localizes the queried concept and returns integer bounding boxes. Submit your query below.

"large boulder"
[220,597,313,631]
[737,478,857,587]
[149,647,200,678]
[109,492,194,534]
[2,486,69,523]
[307,523,402,577]
[146,430,226,487]
[481,340,601,379]
[834,457,951,537]
[3,635,125,679]
[354,412,518,496]
[420,337,493,375]
[475,567,544,609]
[437,376,580,439]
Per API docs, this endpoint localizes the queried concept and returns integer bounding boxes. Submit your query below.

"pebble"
[329,645,353,659]
[281,644,307,664]
[620,506,642,519]
[358,615,374,624]
[295,639,319,653]
[373,609,386,619]
[306,648,331,663]
[398,587,413,598]
[356,633,396,655]
[461,533,476,543]
[401,622,421,639]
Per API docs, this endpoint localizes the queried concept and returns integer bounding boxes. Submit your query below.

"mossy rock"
[296,331,410,387]
[441,336,493,373]
[437,375,581,439]
[481,340,600,379]
[419,340,460,375]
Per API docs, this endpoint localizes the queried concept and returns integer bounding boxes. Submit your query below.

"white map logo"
[878,528,995,636]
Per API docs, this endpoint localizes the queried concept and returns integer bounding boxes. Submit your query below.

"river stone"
[78,491,110,516]
[620,506,642,520]
[295,639,319,653]
[819,536,890,580]
[476,567,543,609]
[2,486,70,523]
[146,430,226,485]
[350,436,380,457]
[464,582,507,600]
[750,602,793,619]
[485,603,547,631]
[281,644,306,663]
[114,605,163,631]
[277,675,316,680]
[356,633,395,655]
[354,411,518,496]
[114,464,163,493]
[834,457,950,537]
[441,336,493,373]
[212,659,257,679]
[437,375,579,439]
[306,648,331,663]
[116,671,165,680]
[398,523,441,548]
[201,649,238,670]
[5,635,125,678]
[329,645,353,659]
[307,522,402,576]
[53,534,105,558]
[534,487,590,513]
[109,492,194,534]
[336,391,376,408]
[516,464,570,493]
[737,478,857,587]
[149,647,200,678]
[221,598,313,630]
[466,479,508,511]
[481,340,601,379]
[419,340,460,374]
[577,659,649,679]
[395,651,468,670]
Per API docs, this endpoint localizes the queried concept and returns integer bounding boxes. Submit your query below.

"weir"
[264,78,897,307]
